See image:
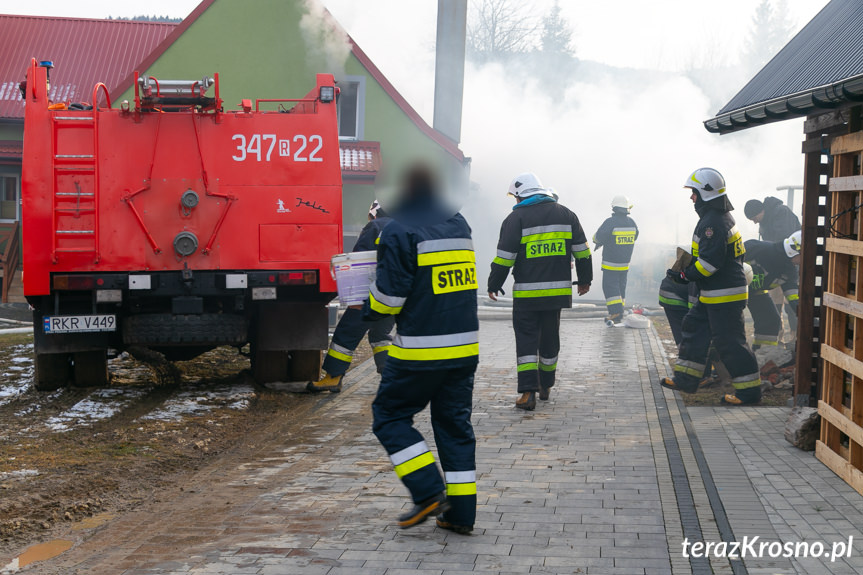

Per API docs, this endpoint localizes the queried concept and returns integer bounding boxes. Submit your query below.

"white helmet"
[784,230,802,258]
[742,262,754,285]
[368,199,382,218]
[508,172,549,199]
[684,167,726,202]
[611,195,632,211]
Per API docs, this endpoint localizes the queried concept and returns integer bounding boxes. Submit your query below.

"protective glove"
[666,268,689,284]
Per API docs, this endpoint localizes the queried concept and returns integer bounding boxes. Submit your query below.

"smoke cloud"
[299,0,352,79]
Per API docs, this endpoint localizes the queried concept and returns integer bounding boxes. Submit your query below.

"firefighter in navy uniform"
[308,201,394,392]
[487,172,592,411]
[594,195,638,324]
[658,275,691,346]
[660,167,762,405]
[744,231,801,350]
[363,166,479,534]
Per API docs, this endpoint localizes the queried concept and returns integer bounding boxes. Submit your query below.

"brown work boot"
[659,377,697,394]
[721,393,760,406]
[436,514,473,535]
[398,492,449,529]
[538,385,551,401]
[515,392,536,411]
[306,373,343,393]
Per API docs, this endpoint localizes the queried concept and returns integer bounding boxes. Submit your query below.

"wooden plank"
[826,238,863,258]
[823,293,863,320]
[831,132,863,155]
[816,441,863,496]
[821,344,863,381]
[796,141,829,404]
[819,400,863,447]
[829,175,863,192]
[805,109,850,134]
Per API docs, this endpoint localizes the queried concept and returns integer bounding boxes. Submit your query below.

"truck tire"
[290,350,322,381]
[73,350,109,388]
[123,314,248,345]
[34,353,72,391]
[252,349,291,384]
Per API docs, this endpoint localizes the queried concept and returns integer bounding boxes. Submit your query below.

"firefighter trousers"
[514,309,561,393]
[748,291,781,349]
[322,308,394,376]
[602,269,628,317]
[674,300,761,404]
[372,363,477,527]
[660,302,689,347]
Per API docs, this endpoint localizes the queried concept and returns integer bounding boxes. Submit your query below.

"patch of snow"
[0,469,39,481]
[44,387,149,432]
[140,384,255,422]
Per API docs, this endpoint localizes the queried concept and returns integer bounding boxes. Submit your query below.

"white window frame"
[338,75,366,142]
[0,171,20,223]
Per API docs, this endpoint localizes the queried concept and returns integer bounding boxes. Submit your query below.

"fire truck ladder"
[50,84,109,263]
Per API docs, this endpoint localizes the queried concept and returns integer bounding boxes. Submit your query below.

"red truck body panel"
[22,60,342,296]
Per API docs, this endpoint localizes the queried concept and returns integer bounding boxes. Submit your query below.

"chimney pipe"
[433,0,467,144]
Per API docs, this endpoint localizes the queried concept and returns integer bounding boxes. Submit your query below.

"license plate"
[43,315,117,334]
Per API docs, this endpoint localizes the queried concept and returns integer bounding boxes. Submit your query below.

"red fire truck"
[21,59,342,390]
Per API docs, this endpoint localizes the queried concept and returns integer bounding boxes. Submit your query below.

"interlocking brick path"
[14,318,863,575]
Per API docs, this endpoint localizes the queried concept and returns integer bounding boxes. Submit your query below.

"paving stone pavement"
[14,318,863,575]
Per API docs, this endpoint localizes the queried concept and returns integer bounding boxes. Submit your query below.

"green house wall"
[114,0,461,238]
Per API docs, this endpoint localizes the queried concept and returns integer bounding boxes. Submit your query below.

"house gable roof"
[0,14,175,120]
[705,0,863,135]
[111,0,464,162]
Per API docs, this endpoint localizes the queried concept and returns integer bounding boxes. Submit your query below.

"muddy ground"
[0,331,372,557]
[651,314,794,407]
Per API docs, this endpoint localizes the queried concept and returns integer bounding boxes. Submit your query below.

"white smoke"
[458,60,804,301]
[299,0,353,79]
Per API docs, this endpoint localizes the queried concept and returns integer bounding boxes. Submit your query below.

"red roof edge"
[345,37,464,163]
[109,0,217,101]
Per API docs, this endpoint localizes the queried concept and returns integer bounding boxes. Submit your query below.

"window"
[338,76,365,141]
[0,174,18,221]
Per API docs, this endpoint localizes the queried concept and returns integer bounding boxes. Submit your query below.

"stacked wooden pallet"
[818,129,863,495]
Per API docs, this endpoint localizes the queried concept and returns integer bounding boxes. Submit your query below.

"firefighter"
[660,167,761,406]
[658,275,690,346]
[744,231,801,350]
[594,195,638,324]
[307,201,394,393]
[363,165,479,534]
[744,196,801,336]
[487,172,592,411]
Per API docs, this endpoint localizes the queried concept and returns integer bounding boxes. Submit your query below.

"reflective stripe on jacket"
[683,209,749,305]
[364,200,479,370]
[594,213,638,270]
[488,198,592,311]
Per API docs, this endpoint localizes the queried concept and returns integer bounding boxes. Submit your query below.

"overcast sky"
[4,1,830,70]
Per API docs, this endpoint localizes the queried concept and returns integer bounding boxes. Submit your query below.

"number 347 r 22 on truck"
[21,59,344,390]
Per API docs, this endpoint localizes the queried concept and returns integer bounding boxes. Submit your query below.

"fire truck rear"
[21,59,342,390]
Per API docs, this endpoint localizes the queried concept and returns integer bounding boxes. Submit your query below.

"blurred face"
[750,210,765,224]
[791,253,801,265]
[689,190,698,204]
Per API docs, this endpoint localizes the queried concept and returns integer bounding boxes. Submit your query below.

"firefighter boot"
[538,385,551,401]
[721,393,760,406]
[306,373,343,393]
[515,392,536,411]
[659,377,698,394]
[436,514,473,535]
[398,491,449,529]
[605,312,623,327]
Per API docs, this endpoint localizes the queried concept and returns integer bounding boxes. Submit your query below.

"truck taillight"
[53,275,95,290]
[278,271,317,285]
